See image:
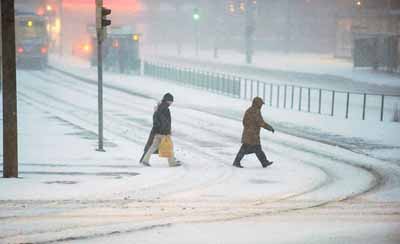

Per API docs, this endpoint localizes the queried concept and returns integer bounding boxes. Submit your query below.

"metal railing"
[143,61,400,122]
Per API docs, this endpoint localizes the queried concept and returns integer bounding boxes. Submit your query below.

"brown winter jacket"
[241,97,274,145]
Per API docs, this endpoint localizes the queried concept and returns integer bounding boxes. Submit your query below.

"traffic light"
[96,0,111,29]
[132,34,140,41]
[101,7,111,27]
[46,4,53,12]
[192,8,200,21]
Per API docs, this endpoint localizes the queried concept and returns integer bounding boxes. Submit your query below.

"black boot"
[233,162,244,168]
[261,160,273,168]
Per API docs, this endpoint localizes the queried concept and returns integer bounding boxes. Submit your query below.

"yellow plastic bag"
[159,135,174,158]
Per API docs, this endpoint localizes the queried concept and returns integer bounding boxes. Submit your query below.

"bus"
[88,25,141,73]
[15,12,49,69]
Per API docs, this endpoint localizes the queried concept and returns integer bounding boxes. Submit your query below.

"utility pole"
[214,17,223,59]
[213,1,223,59]
[1,0,19,178]
[285,0,291,54]
[174,2,182,56]
[0,0,2,91]
[245,0,256,64]
[193,7,200,57]
[95,0,111,152]
[59,0,63,56]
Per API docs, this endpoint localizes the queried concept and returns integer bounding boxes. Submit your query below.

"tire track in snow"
[44,68,379,202]
[0,67,384,243]
[28,69,334,202]
[17,71,237,200]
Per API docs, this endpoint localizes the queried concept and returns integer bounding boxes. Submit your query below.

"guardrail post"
[250,80,254,99]
[222,74,227,94]
[291,85,295,109]
[228,75,232,96]
[284,85,287,109]
[244,79,247,100]
[232,76,235,96]
[318,89,322,114]
[269,84,273,107]
[362,93,366,120]
[308,88,311,112]
[277,85,280,108]
[298,87,302,111]
[166,64,169,79]
[263,83,266,101]
[194,69,198,87]
[345,92,350,119]
[195,69,198,87]
[192,68,195,85]
[219,73,222,93]
[200,70,203,87]
[208,72,212,91]
[380,95,385,121]
[237,77,240,98]
[215,73,219,93]
[215,73,219,92]
[237,77,241,98]
[257,80,260,97]
[244,78,247,100]
[331,90,335,116]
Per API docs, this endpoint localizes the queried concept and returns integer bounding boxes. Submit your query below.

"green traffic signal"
[193,13,200,20]
[193,8,200,21]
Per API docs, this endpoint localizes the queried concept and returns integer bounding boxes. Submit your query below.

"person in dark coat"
[140,93,181,167]
[233,97,275,168]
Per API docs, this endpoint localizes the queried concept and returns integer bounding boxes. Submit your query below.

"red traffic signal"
[101,7,111,27]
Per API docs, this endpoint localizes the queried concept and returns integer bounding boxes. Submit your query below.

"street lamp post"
[175,2,182,55]
[285,0,291,54]
[245,0,256,64]
[193,7,200,56]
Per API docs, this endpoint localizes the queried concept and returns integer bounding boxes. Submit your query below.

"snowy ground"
[143,44,400,95]
[0,55,399,243]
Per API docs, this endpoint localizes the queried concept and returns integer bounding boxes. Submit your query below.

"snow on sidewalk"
[0,69,326,203]
[0,93,175,200]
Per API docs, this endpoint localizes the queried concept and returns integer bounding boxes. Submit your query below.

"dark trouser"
[140,129,157,162]
[233,144,268,166]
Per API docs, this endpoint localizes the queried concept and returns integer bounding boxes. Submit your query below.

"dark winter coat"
[139,102,172,161]
[152,102,172,135]
[241,97,274,145]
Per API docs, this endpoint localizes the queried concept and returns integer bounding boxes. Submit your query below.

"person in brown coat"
[233,97,275,168]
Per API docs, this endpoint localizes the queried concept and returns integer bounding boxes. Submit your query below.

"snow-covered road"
[0,68,399,244]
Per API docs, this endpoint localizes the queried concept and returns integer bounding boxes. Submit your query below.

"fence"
[143,61,400,122]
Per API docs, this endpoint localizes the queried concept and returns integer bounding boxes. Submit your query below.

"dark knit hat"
[162,93,174,102]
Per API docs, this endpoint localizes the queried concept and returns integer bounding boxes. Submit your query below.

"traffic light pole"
[192,8,200,57]
[96,31,105,152]
[1,0,19,178]
[95,0,110,152]
[245,0,255,64]
[285,0,291,54]
[195,22,199,57]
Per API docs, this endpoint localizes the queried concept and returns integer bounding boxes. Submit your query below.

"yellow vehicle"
[15,12,49,69]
